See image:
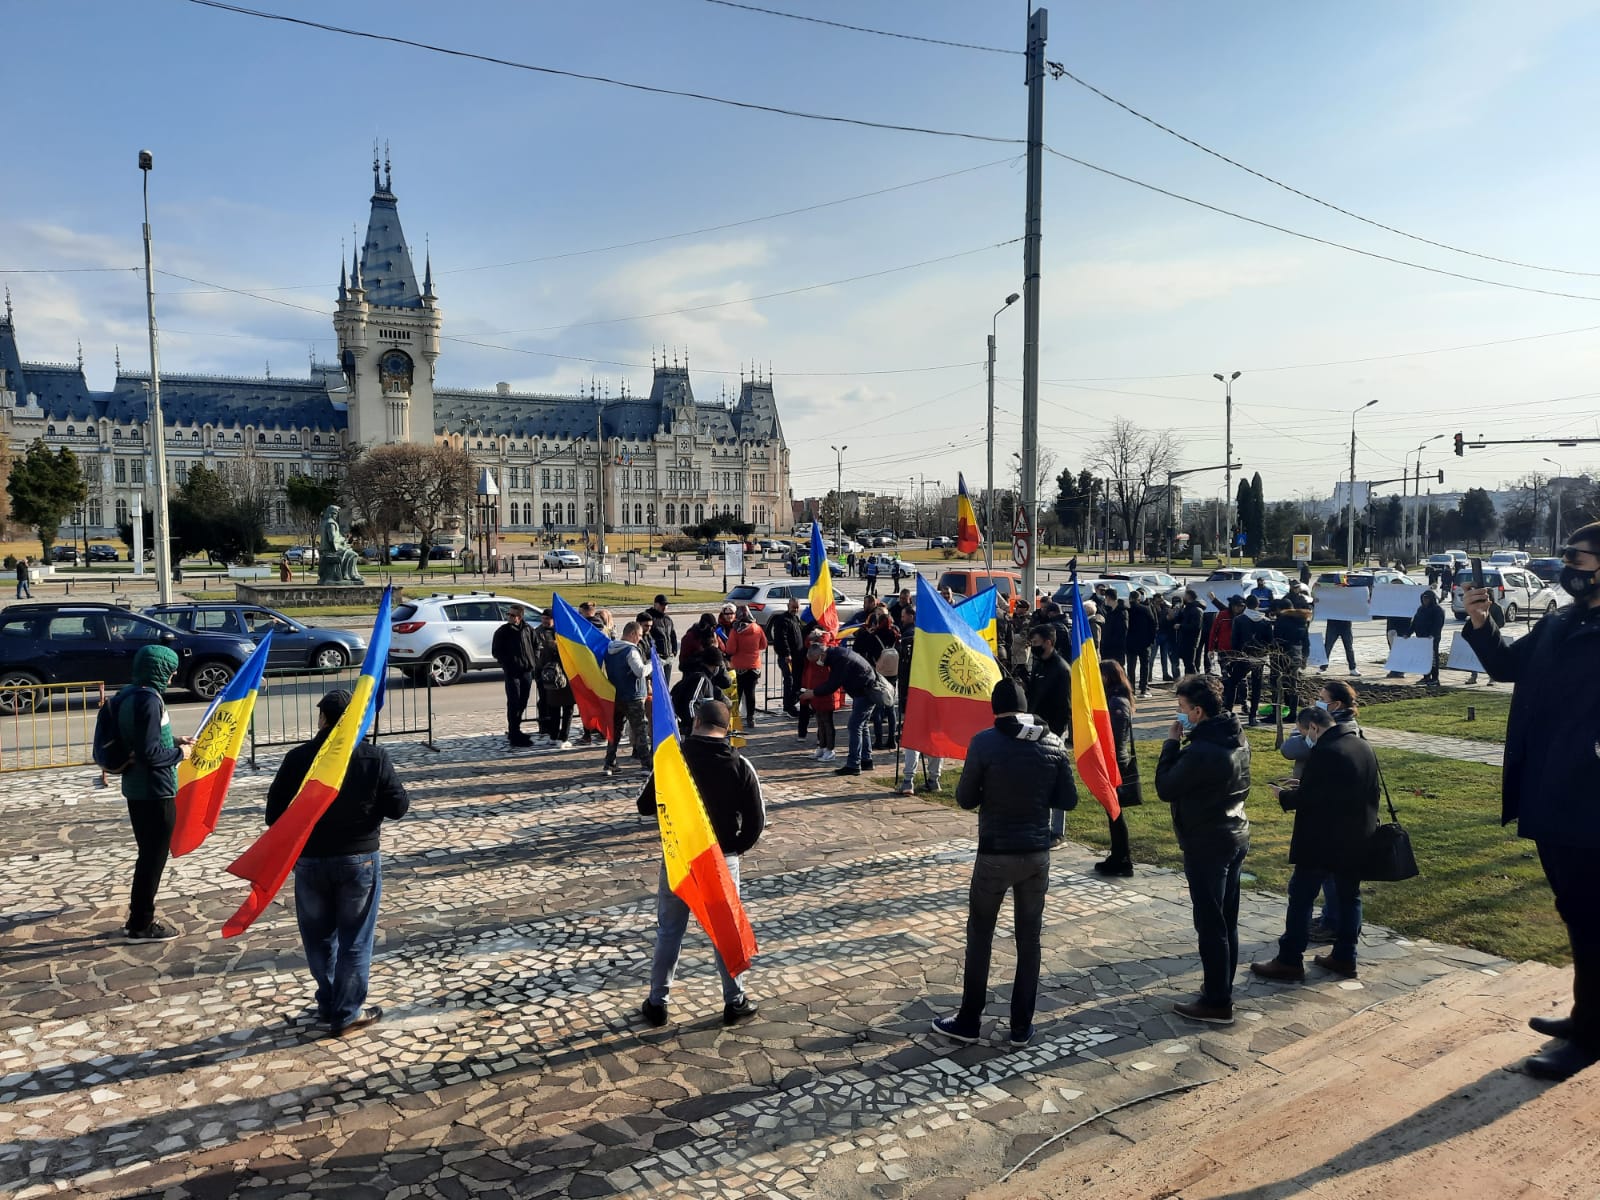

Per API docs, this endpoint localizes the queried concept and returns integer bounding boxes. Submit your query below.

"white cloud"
[1049,251,1303,317]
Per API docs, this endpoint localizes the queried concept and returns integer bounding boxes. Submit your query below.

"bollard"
[1466,706,1476,721]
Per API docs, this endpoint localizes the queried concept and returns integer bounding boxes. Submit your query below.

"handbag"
[1362,755,1419,882]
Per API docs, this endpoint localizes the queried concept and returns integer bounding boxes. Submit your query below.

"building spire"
[114,345,121,373]
[384,140,392,192]
[338,252,348,302]
[351,233,363,292]
[3,286,11,324]
[76,340,84,371]
[372,139,381,192]
[422,234,434,299]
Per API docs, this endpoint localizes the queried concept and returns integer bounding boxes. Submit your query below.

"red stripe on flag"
[1075,708,1123,820]
[568,676,615,740]
[221,778,340,938]
[900,687,992,760]
[675,842,756,978]
[171,752,238,857]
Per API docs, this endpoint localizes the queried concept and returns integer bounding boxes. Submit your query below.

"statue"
[318,505,364,585]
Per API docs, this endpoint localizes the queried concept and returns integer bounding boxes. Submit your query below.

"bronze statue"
[318,505,363,585]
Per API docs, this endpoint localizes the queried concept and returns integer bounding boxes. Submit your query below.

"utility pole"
[1213,372,1241,565]
[595,408,607,580]
[1346,400,1379,569]
[1018,6,1047,607]
[139,151,173,605]
[831,445,847,554]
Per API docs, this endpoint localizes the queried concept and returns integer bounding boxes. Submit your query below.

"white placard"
[1314,588,1372,622]
[1369,584,1428,620]
[1384,635,1436,675]
[724,544,744,576]
[1445,635,1485,674]
[1308,635,1329,669]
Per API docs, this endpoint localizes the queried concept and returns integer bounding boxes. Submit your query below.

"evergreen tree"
[6,440,87,557]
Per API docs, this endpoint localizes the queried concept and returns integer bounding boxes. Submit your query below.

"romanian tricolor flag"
[952,586,1000,656]
[551,592,616,741]
[645,649,757,977]
[170,632,273,856]
[804,521,838,635]
[955,472,981,555]
[901,575,1002,760]
[1067,572,1122,819]
[221,588,394,937]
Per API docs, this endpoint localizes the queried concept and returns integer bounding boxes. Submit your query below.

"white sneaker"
[1348,669,1362,678]
[812,747,825,760]
[819,749,837,763]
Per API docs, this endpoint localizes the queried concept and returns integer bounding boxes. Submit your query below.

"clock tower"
[333,148,441,447]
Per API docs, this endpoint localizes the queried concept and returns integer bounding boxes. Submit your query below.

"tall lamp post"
[1166,462,1243,569]
[1346,399,1379,569]
[830,445,847,556]
[1543,457,1565,555]
[1213,371,1241,565]
[139,150,174,604]
[985,291,1020,573]
[1406,434,1443,562]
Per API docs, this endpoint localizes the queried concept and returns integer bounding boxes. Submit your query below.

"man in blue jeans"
[798,634,882,777]
[933,678,1076,1048]
[637,698,765,1028]
[267,690,408,1037]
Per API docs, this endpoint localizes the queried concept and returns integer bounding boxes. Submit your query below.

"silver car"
[723,581,863,629]
[1450,566,1563,623]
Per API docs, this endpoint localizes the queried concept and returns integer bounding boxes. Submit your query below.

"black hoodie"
[1155,712,1251,857]
[638,734,765,855]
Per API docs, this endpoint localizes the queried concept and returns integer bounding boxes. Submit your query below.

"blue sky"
[5,0,1600,511]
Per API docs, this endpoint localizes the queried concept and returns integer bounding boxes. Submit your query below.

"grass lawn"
[1358,690,1511,744]
[271,581,728,619]
[922,726,1565,966]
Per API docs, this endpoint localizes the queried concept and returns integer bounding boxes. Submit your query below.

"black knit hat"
[991,677,1028,715]
[318,689,352,721]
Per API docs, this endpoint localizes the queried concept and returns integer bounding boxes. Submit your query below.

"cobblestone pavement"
[0,713,1513,1199]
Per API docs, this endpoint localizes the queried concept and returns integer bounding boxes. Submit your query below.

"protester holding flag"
[1065,575,1125,834]
[170,634,273,857]
[806,520,839,635]
[955,472,982,555]
[637,671,762,1028]
[1095,659,1141,877]
[933,678,1076,1049]
[900,575,1002,763]
[552,593,617,745]
[115,645,194,941]
[266,689,408,1037]
[602,621,651,776]
[1155,674,1252,1026]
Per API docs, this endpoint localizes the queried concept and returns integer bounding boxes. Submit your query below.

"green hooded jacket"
[117,644,183,803]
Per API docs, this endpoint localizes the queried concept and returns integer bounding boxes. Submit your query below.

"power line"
[697,0,1015,55]
[1054,68,1600,279]
[1043,146,1600,304]
[183,0,1021,145]
[0,266,140,275]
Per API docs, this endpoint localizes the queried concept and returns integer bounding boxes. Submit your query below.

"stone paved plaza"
[0,710,1525,1199]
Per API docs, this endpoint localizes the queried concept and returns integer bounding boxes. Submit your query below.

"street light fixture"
[986,292,1020,574]
[1165,462,1243,569]
[1543,456,1565,554]
[1406,434,1443,561]
[830,445,847,556]
[1346,399,1379,569]
[1213,371,1241,564]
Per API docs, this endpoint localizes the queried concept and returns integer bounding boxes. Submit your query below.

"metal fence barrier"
[248,666,436,768]
[0,681,106,772]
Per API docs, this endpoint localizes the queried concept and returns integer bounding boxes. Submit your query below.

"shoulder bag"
[1362,753,1419,882]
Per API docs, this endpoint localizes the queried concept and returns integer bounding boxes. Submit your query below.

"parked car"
[1105,570,1184,599]
[1488,549,1530,567]
[928,535,956,549]
[388,593,544,686]
[0,603,254,713]
[1528,556,1563,583]
[86,544,120,563]
[391,543,422,561]
[143,603,367,671]
[1050,578,1136,610]
[723,581,863,629]
[49,545,78,565]
[1202,567,1289,600]
[860,553,914,577]
[1425,550,1471,573]
[543,548,583,569]
[427,545,458,561]
[283,545,320,565]
[869,534,898,548]
[1450,566,1563,622]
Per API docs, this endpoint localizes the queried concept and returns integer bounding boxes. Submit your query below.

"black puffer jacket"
[1101,603,1130,660]
[956,715,1077,853]
[1155,712,1251,858]
[767,611,805,661]
[1463,603,1600,845]
[1025,649,1072,738]
[1284,722,1378,875]
[1411,599,1446,641]
[638,734,765,854]
[1127,601,1157,651]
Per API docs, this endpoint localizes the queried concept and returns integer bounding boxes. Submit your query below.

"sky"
[5,0,1600,514]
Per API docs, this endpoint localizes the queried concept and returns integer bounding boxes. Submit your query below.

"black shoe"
[330,1005,383,1037]
[1307,920,1336,943]
[1092,858,1134,877]
[509,732,534,746]
[126,919,180,941]
[640,999,668,1028]
[860,759,875,771]
[1313,953,1358,979]
[745,716,758,729]
[834,765,861,776]
[722,997,759,1026]
[1174,999,1234,1025]
[1530,1015,1580,1040]
[932,1015,980,1044]
[921,781,939,793]
[1523,1040,1600,1081]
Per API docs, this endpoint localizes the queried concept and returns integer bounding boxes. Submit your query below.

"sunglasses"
[1561,546,1599,564]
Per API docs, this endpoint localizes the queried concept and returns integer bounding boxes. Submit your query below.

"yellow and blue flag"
[901,575,1002,760]
[222,588,393,937]
[646,649,757,977]
[170,632,273,856]
[1067,571,1122,818]
[552,592,616,741]
[952,586,1000,655]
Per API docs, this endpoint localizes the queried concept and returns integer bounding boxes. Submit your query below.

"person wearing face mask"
[1025,625,1073,846]
[1410,589,1446,687]
[1462,522,1600,1081]
[1155,674,1251,1025]
[1280,679,1359,942]
[1251,704,1378,985]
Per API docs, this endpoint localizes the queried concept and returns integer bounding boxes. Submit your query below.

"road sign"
[1012,535,1030,567]
[1012,507,1030,536]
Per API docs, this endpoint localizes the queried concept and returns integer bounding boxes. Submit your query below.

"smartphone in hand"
[1471,557,1485,589]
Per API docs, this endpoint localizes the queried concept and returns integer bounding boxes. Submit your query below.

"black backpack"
[92,688,148,775]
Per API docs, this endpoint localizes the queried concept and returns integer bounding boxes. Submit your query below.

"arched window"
[273,500,286,525]
[313,434,322,446]
[521,502,531,525]
[233,432,241,442]
[112,429,122,440]
[665,503,675,525]
[190,430,200,440]
[542,503,552,527]
[646,503,655,527]
[584,502,594,526]
[290,434,299,444]
[273,433,282,444]
[66,426,74,436]
[257,433,266,444]
[114,497,129,526]
[695,504,705,524]
[46,425,55,436]
[633,504,643,525]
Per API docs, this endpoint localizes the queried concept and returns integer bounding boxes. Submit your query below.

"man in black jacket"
[1127,590,1157,697]
[1410,589,1446,686]
[1025,624,1072,845]
[637,698,765,1028]
[647,594,679,685]
[1251,706,1377,984]
[491,604,537,747]
[1156,674,1251,1025]
[799,639,883,776]
[766,597,806,717]
[1176,591,1205,675]
[1463,521,1600,1081]
[933,678,1076,1048]
[267,690,409,1037]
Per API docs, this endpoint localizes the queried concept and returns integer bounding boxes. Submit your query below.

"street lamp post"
[830,445,847,557]
[1166,462,1243,569]
[1543,457,1565,554]
[1213,371,1241,565]
[139,150,174,605]
[1346,400,1379,569]
[985,292,1020,574]
[1406,434,1442,563]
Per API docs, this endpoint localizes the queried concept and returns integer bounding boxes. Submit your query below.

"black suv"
[0,603,255,713]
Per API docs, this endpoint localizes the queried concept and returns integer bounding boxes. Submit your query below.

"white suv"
[723,581,863,629]
[389,592,544,685]
[1450,566,1562,623]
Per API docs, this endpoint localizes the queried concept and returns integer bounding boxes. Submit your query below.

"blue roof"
[108,374,346,430]
[360,186,422,309]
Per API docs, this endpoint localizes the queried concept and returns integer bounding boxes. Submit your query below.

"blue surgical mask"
[1175,710,1194,731]
[1314,699,1330,711]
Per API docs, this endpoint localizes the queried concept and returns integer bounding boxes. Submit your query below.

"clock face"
[379,348,413,392]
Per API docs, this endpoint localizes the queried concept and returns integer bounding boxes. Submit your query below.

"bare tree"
[1087,419,1179,563]
[353,443,473,569]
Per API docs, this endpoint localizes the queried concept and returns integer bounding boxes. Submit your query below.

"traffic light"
[1453,432,1464,457]
[1436,469,1445,484]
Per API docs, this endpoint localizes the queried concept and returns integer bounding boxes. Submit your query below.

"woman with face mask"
[1155,674,1251,1025]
